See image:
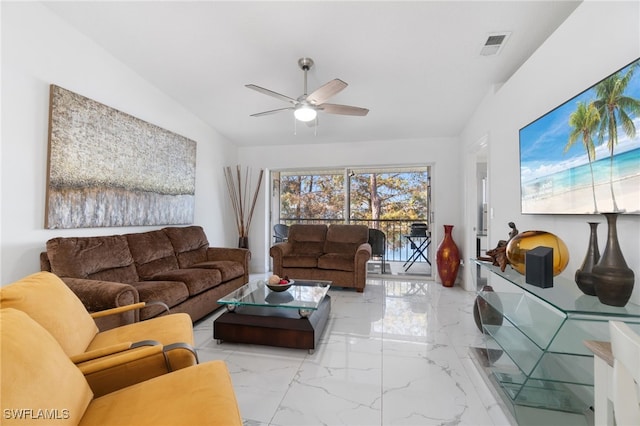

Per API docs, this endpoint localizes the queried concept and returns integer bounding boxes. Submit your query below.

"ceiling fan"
[245,57,369,123]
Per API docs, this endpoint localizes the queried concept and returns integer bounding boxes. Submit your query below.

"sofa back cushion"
[288,224,328,254]
[0,308,93,424]
[46,235,139,283]
[163,226,209,268]
[324,224,369,254]
[0,272,98,357]
[126,230,179,279]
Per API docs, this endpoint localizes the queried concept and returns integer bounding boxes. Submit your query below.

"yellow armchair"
[1,308,242,426]
[1,272,198,396]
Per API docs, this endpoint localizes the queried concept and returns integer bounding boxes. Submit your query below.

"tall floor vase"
[436,225,460,287]
[575,222,600,296]
[592,213,635,307]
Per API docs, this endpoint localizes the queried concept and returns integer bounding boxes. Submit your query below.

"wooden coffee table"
[214,279,331,353]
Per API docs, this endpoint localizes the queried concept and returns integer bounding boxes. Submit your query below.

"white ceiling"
[44,1,581,147]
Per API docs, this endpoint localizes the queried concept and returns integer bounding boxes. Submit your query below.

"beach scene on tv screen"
[520,58,640,215]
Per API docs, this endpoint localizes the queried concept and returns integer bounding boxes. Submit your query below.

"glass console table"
[471,259,640,423]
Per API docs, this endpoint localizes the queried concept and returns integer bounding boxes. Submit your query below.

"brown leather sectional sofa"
[41,226,249,330]
[270,224,371,292]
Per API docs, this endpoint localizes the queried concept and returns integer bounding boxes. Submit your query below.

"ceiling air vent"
[480,32,511,56]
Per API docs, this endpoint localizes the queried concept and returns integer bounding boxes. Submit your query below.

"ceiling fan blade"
[250,107,294,117]
[306,79,348,105]
[318,103,369,116]
[245,84,297,105]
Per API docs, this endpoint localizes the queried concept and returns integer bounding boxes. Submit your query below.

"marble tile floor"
[193,276,513,426]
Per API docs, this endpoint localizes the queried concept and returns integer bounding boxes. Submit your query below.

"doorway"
[464,135,489,291]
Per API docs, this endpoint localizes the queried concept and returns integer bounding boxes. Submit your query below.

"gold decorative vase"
[506,231,569,276]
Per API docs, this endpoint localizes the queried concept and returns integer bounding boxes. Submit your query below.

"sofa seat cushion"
[130,281,189,317]
[126,230,179,279]
[79,360,242,426]
[150,269,222,297]
[191,260,244,282]
[318,253,355,272]
[282,254,320,268]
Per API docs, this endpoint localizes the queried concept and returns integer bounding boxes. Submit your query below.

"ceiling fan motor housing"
[298,57,314,71]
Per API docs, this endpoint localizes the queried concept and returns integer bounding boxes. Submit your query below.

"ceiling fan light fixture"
[294,105,317,122]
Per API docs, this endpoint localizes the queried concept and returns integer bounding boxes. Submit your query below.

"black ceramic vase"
[575,222,600,296]
[592,213,635,307]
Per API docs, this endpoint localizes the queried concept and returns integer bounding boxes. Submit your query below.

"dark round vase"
[473,285,504,333]
[436,225,460,287]
[575,222,600,296]
[238,236,249,249]
[592,213,635,307]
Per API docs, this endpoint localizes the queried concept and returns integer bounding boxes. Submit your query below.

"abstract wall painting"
[46,85,196,229]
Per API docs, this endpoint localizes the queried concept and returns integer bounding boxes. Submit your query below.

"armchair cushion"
[79,360,242,426]
[1,272,98,356]
[1,308,93,425]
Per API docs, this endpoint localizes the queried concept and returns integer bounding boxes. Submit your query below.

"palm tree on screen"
[565,101,600,212]
[592,63,640,212]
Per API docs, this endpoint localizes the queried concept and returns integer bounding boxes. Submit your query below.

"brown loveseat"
[41,226,249,330]
[270,224,371,292]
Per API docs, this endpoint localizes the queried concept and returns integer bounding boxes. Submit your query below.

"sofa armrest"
[269,242,294,277]
[355,243,372,263]
[207,247,250,280]
[207,247,251,264]
[61,277,140,329]
[270,242,293,257]
[354,243,372,293]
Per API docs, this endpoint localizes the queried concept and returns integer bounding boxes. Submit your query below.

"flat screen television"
[519,57,640,215]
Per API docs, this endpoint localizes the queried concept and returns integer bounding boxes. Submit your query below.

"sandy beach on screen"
[522,174,640,214]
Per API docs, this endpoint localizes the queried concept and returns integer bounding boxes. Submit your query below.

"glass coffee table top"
[218,279,331,317]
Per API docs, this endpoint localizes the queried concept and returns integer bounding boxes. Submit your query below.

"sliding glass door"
[271,166,432,275]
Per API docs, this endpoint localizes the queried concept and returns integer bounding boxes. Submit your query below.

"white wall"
[462,1,640,303]
[239,137,463,276]
[0,2,238,283]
